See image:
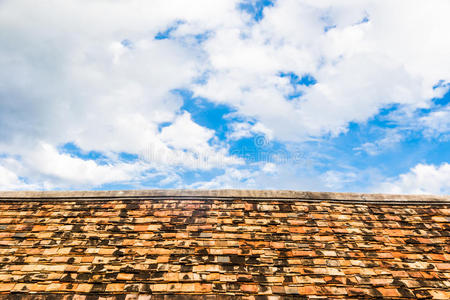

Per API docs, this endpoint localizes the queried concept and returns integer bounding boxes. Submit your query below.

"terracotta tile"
[271,286,285,294]
[392,270,409,278]
[195,283,212,293]
[241,284,259,293]
[408,271,423,278]
[32,225,47,231]
[148,225,161,231]
[151,284,168,292]
[220,274,237,282]
[46,283,62,292]
[180,283,195,292]
[162,272,177,281]
[270,242,285,249]
[266,276,283,283]
[0,283,15,292]
[428,290,450,300]
[57,248,72,255]
[292,250,315,257]
[65,265,79,272]
[28,283,48,292]
[298,286,316,295]
[80,256,95,263]
[377,252,394,259]
[117,273,134,280]
[400,279,421,288]
[370,278,394,286]
[282,286,297,294]
[106,283,125,292]
[166,283,182,292]
[134,225,149,232]
[347,287,372,297]
[377,288,400,297]
[61,282,78,292]
[429,254,446,261]
[76,283,93,293]
[206,273,220,281]
[98,248,116,255]
[12,283,30,292]
[156,255,169,263]
[436,263,450,270]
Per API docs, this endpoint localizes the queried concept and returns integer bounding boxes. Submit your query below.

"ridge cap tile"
[0,189,448,203]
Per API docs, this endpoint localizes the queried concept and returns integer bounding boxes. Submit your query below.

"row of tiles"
[0,269,449,285]
[1,222,449,233]
[0,282,450,298]
[0,201,448,216]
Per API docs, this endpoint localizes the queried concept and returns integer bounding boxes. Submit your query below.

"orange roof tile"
[0,190,448,299]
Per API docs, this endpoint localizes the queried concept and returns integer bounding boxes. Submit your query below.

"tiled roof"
[0,190,449,299]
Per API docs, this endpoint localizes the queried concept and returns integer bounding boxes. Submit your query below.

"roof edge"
[0,189,448,202]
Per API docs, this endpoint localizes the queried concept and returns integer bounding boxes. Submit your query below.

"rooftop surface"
[0,190,449,299]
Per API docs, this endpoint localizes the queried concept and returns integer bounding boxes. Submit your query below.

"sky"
[0,0,449,194]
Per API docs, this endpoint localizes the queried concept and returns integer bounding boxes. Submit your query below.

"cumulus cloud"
[193,0,450,140]
[0,143,147,189]
[0,0,244,189]
[146,112,243,170]
[160,113,216,152]
[380,163,450,195]
[0,0,448,191]
[0,165,35,191]
[420,106,450,140]
[227,121,273,141]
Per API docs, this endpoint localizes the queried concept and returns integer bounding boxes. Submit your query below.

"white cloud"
[262,162,277,174]
[420,106,450,140]
[227,121,273,140]
[0,143,147,189]
[0,0,245,189]
[0,0,448,190]
[193,0,450,140]
[322,170,358,190]
[380,163,450,195]
[152,112,243,170]
[189,167,257,189]
[160,113,215,152]
[353,131,403,156]
[0,164,36,191]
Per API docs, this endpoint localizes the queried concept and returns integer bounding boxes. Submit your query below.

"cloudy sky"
[0,0,449,194]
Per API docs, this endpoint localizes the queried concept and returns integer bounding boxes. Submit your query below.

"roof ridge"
[0,189,448,203]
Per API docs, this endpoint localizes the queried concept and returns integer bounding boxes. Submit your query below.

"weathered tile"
[0,193,447,298]
[0,283,15,292]
[106,283,125,292]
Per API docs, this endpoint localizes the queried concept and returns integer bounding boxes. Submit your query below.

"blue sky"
[0,0,449,194]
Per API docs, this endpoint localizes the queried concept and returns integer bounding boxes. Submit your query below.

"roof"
[0,190,449,299]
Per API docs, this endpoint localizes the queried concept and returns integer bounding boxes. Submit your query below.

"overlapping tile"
[0,190,448,299]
